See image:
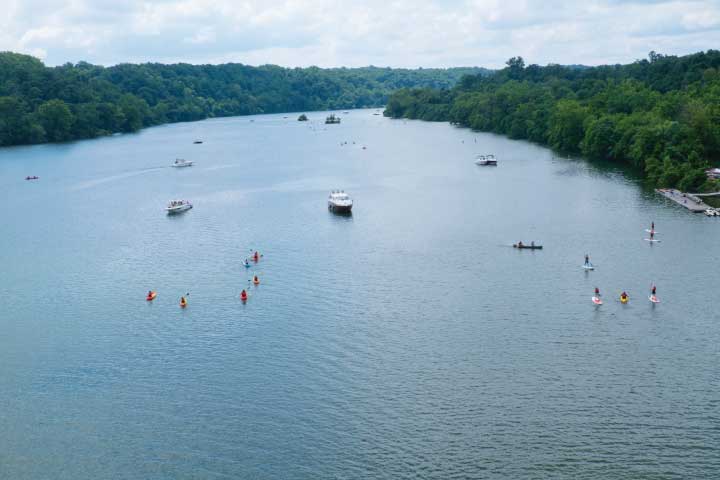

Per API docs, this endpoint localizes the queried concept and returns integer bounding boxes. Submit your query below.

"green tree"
[36,99,73,142]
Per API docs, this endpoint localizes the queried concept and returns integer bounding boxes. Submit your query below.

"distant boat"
[325,114,341,124]
[25,176,39,180]
[475,154,497,166]
[172,159,193,168]
[328,190,353,213]
[513,242,542,250]
[166,200,193,214]
[193,140,203,144]
[298,114,308,121]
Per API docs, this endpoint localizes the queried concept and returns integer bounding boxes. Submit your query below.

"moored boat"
[166,200,193,214]
[328,190,353,213]
[325,114,341,124]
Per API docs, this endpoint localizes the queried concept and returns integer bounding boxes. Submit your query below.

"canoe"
[513,244,543,249]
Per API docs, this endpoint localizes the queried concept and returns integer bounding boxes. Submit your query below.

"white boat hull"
[166,204,193,214]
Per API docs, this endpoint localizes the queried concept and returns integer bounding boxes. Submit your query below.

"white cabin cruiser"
[166,200,193,214]
[475,154,497,166]
[328,190,353,213]
[172,159,193,168]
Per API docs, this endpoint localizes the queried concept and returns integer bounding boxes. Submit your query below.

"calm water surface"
[1,110,718,479]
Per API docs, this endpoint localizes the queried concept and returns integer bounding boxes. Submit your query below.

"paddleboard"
[644,239,661,242]
[645,229,658,233]
[582,264,595,270]
[592,296,603,305]
[649,295,660,303]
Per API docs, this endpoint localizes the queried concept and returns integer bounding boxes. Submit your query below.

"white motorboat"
[328,190,353,213]
[705,208,719,217]
[172,159,193,168]
[166,200,193,214]
[475,154,497,166]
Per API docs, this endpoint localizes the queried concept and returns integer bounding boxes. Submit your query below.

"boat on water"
[25,176,39,180]
[298,114,308,121]
[193,140,203,144]
[325,114,341,124]
[475,154,497,166]
[172,159,193,168]
[328,190,353,213]
[705,208,719,217]
[166,200,193,214]
[513,242,542,249]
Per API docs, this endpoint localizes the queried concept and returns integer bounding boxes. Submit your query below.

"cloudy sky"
[2,0,720,68]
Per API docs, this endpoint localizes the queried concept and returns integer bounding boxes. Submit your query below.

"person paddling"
[584,254,590,266]
[651,285,656,296]
[594,287,601,297]
[240,289,248,301]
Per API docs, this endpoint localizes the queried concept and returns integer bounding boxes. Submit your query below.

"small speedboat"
[704,208,718,217]
[328,190,353,213]
[166,200,193,214]
[475,154,497,166]
[172,159,193,168]
[25,176,39,180]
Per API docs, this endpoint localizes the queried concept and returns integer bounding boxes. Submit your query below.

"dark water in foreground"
[1,110,718,479]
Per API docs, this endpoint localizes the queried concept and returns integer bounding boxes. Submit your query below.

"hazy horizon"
[3,0,720,70]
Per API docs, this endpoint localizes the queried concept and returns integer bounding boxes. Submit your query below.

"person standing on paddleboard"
[585,254,590,266]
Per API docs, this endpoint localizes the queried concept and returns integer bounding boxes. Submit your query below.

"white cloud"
[1,0,719,68]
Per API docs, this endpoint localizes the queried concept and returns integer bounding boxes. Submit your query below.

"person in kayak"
[620,291,628,301]
[180,296,187,307]
[517,241,523,248]
[253,251,260,261]
[240,289,248,301]
[243,259,250,267]
[148,290,153,297]
[253,275,260,285]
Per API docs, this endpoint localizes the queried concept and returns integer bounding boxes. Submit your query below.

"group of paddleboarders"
[592,285,657,305]
[145,250,264,308]
[587,222,661,305]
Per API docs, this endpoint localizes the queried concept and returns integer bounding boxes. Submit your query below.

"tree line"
[385,51,720,192]
[0,51,487,147]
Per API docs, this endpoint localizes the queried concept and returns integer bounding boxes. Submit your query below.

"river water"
[1,110,718,479]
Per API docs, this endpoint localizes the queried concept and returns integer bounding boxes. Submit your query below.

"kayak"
[244,262,251,268]
[649,295,660,303]
[146,292,157,301]
[253,278,260,285]
[240,294,248,302]
[180,299,187,308]
[620,295,629,304]
[592,296,603,305]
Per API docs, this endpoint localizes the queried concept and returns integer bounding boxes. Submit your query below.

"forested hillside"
[0,51,487,147]
[385,51,720,191]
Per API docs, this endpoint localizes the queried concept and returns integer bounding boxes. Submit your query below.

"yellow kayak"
[620,295,629,304]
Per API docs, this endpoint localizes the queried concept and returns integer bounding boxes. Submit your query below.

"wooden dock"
[656,188,710,212]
